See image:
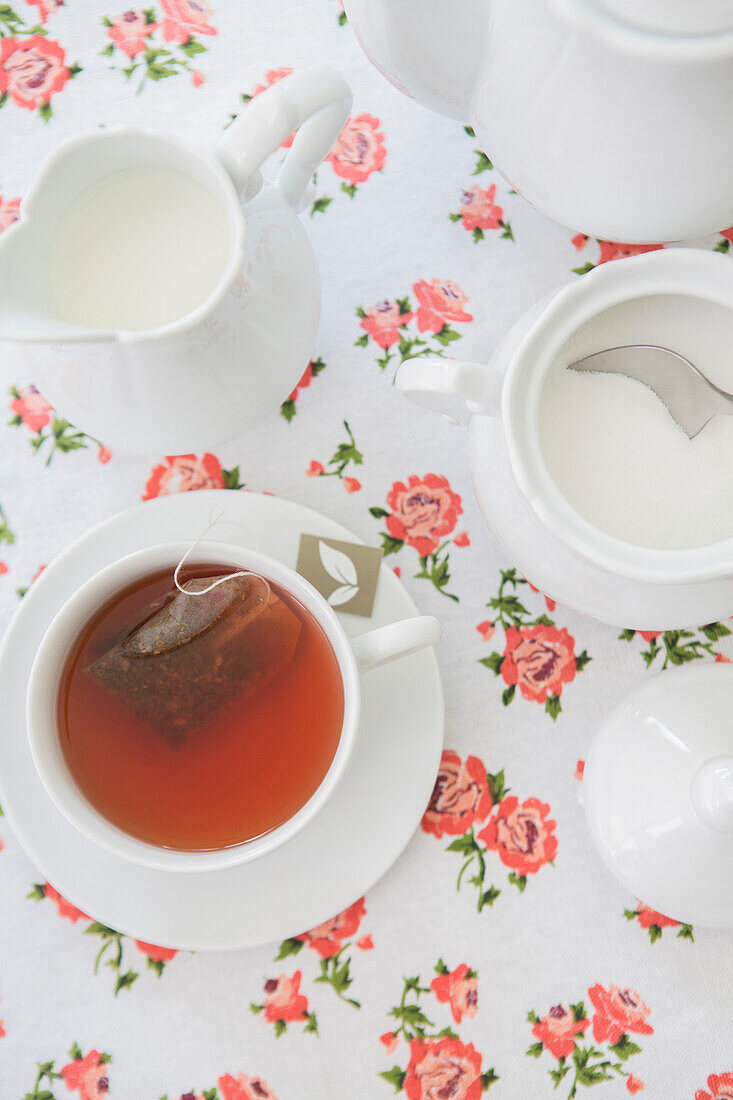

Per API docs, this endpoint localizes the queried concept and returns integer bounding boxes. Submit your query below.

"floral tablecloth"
[0,3,732,1099]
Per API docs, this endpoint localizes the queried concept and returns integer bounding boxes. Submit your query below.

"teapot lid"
[568,0,733,36]
[583,662,733,928]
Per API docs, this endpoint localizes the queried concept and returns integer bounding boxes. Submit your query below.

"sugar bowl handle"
[218,65,352,209]
[396,352,503,425]
[351,616,441,673]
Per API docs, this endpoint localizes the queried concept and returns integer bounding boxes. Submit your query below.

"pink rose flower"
[638,630,661,641]
[10,384,52,433]
[413,278,473,334]
[218,1072,279,1100]
[343,477,361,493]
[0,195,20,234]
[386,473,462,556]
[627,1076,644,1095]
[98,445,112,464]
[404,1037,483,1100]
[380,1032,399,1054]
[696,1073,733,1100]
[597,240,662,264]
[501,623,576,703]
[0,35,71,111]
[26,0,64,23]
[306,460,324,477]
[356,934,373,950]
[327,113,386,185]
[479,796,558,876]
[192,69,204,86]
[588,984,653,1046]
[532,1004,589,1059]
[134,939,178,962]
[422,749,492,838]
[634,904,679,931]
[160,0,216,43]
[476,620,495,642]
[430,963,478,1024]
[107,11,156,59]
[262,972,309,1023]
[142,453,224,499]
[297,897,366,958]
[453,531,470,547]
[459,184,503,232]
[60,1051,110,1100]
[572,233,589,251]
[575,760,585,781]
[360,300,413,349]
[0,562,7,576]
[43,883,88,922]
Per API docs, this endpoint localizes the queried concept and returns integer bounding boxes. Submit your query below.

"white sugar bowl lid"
[583,663,733,927]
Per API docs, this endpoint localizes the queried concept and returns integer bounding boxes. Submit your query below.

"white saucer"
[0,491,444,950]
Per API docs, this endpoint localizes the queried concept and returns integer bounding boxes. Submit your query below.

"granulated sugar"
[538,294,733,550]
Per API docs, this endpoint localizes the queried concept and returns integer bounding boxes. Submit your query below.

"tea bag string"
[174,506,270,598]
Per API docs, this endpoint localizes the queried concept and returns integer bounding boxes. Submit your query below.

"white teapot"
[0,67,352,454]
[343,0,733,242]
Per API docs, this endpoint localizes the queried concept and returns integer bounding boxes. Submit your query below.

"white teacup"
[27,541,440,873]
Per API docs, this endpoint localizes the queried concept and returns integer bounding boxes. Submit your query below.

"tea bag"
[86,573,302,743]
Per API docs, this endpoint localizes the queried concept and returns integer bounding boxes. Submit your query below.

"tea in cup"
[27,542,440,872]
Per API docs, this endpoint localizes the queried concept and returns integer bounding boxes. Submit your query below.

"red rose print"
[430,963,478,1024]
[476,620,495,642]
[381,1031,398,1054]
[142,453,224,498]
[479,796,558,875]
[459,184,503,232]
[575,760,585,781]
[422,750,492,838]
[721,228,733,244]
[327,113,386,185]
[696,1073,733,1100]
[597,240,662,264]
[107,11,157,58]
[572,233,589,250]
[160,0,216,43]
[386,473,462,557]
[297,897,366,958]
[134,939,178,962]
[404,1037,483,1100]
[638,630,661,642]
[413,278,473,333]
[0,195,20,234]
[60,1050,110,1100]
[357,934,373,950]
[627,1076,644,1095]
[262,971,309,1023]
[453,531,470,547]
[532,1004,589,1059]
[0,35,71,110]
[360,300,414,349]
[26,0,64,22]
[343,477,361,493]
[43,883,89,922]
[527,581,556,612]
[634,904,679,931]
[192,69,204,86]
[716,652,732,663]
[0,562,7,576]
[98,445,112,464]
[501,623,576,703]
[306,460,324,477]
[10,384,52,433]
[290,360,313,399]
[588,984,653,1045]
[219,1072,279,1100]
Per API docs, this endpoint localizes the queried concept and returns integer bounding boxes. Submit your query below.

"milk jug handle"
[218,66,352,210]
[396,353,503,425]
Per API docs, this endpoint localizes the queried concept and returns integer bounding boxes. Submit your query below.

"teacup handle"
[219,65,352,209]
[350,616,441,673]
[396,352,503,426]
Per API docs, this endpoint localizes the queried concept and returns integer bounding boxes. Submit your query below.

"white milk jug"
[0,66,352,453]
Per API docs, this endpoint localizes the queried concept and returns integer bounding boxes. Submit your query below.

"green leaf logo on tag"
[296,535,383,618]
